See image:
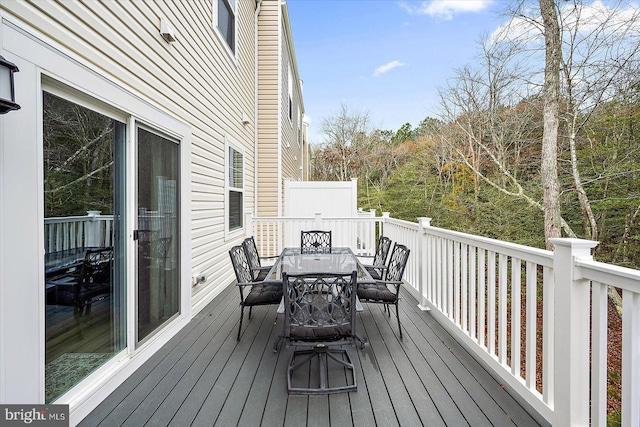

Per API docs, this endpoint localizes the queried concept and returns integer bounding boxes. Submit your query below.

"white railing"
[44,211,113,253]
[249,213,640,426]
[246,211,385,258]
[572,252,640,427]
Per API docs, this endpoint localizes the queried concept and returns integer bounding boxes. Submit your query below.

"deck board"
[80,284,546,427]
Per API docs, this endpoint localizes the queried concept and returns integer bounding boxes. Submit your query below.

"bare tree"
[539,0,563,249]
[558,1,640,240]
[313,104,370,181]
[437,33,566,229]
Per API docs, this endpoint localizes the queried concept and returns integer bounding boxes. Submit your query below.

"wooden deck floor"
[80,284,546,427]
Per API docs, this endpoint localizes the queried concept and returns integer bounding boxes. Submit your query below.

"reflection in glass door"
[136,127,180,344]
[43,91,126,403]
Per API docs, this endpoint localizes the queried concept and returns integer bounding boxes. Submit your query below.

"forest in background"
[310,1,640,270]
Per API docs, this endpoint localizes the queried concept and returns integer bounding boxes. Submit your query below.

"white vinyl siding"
[257,0,281,217]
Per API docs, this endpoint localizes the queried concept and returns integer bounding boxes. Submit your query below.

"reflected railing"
[45,211,114,253]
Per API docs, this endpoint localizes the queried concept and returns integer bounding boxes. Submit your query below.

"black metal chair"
[242,236,278,281]
[357,244,410,338]
[360,236,392,280]
[281,271,359,394]
[229,245,283,341]
[300,230,331,254]
[75,247,114,316]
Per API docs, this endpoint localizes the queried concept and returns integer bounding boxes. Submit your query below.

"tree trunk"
[569,129,598,240]
[539,0,562,250]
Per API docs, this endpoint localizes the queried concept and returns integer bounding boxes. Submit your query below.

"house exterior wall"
[0,0,295,423]
[280,5,305,184]
[257,0,280,218]
[256,0,305,218]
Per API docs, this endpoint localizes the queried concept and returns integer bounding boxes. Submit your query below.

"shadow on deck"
[80,284,545,426]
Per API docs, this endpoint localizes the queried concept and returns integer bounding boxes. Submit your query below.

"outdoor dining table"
[265,247,375,313]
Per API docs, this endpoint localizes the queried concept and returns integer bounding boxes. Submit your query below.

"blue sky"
[286,0,505,143]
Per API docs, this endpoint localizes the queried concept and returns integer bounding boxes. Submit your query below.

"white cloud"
[373,60,406,77]
[399,0,493,20]
[490,1,640,46]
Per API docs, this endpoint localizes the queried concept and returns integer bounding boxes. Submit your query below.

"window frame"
[213,0,237,59]
[287,63,293,124]
[225,137,245,237]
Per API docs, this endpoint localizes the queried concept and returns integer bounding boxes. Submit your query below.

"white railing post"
[622,289,640,427]
[314,213,322,229]
[381,212,389,238]
[86,210,102,247]
[417,217,432,311]
[551,238,599,427]
[245,213,254,238]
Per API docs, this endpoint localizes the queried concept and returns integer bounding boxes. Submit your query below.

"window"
[288,63,293,122]
[298,107,302,146]
[227,142,244,231]
[215,0,236,53]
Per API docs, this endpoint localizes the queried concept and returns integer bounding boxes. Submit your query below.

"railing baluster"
[469,245,476,340]
[436,236,442,311]
[447,239,454,319]
[478,248,486,348]
[499,253,508,365]
[488,250,496,357]
[461,243,468,332]
[454,241,461,324]
[591,281,607,427]
[525,261,537,391]
[622,289,640,427]
[542,265,554,407]
[511,257,521,376]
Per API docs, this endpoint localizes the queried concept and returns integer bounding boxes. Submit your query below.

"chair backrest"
[242,236,261,277]
[283,271,357,341]
[81,247,113,288]
[384,244,410,282]
[229,245,253,284]
[372,236,392,267]
[300,230,332,254]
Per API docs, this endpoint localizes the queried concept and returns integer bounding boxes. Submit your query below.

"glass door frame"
[132,122,182,347]
[41,79,131,401]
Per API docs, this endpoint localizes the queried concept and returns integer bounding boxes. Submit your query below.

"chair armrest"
[363,263,387,270]
[237,279,282,287]
[374,279,403,291]
[236,281,254,288]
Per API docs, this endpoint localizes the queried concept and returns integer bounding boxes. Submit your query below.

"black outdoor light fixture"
[0,55,20,114]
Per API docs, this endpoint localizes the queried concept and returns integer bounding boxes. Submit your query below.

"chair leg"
[272,336,282,353]
[237,306,245,341]
[395,302,402,338]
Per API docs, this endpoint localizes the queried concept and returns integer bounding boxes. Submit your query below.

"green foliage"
[43,92,115,217]
[331,105,640,267]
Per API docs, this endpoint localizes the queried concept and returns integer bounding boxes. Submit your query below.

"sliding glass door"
[136,127,180,344]
[43,91,126,403]
[43,90,182,401]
